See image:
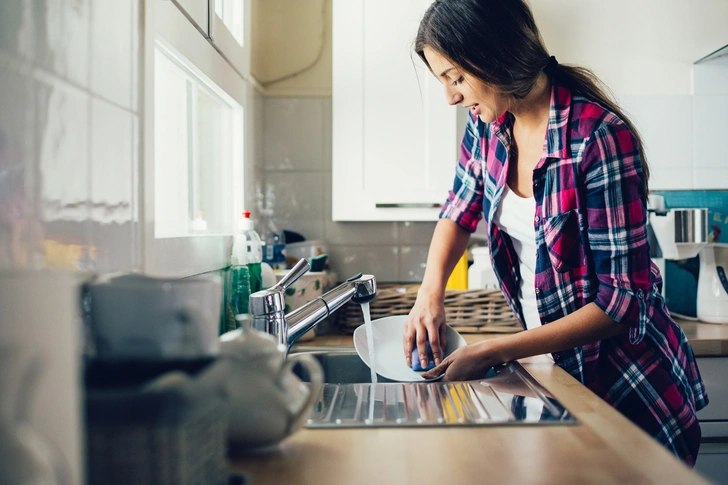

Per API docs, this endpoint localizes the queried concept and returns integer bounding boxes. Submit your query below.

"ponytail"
[551,63,650,203]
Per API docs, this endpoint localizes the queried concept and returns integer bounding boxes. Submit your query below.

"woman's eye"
[451,76,464,86]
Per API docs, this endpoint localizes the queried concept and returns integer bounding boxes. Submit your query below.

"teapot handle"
[283,354,323,409]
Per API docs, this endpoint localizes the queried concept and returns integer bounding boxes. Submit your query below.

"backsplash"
[0,0,141,272]
[262,97,442,283]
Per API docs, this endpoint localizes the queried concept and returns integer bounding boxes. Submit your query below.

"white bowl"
[353,315,467,382]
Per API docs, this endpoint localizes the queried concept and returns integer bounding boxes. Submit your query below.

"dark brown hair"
[415,0,650,200]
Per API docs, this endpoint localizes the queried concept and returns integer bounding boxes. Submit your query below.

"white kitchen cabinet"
[210,0,251,79]
[174,0,209,34]
[332,0,460,221]
[695,357,728,485]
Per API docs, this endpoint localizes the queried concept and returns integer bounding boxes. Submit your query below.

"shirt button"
[534,216,540,223]
[535,288,541,294]
[637,289,645,299]
[553,353,561,361]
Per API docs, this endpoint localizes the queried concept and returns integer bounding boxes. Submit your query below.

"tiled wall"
[620,54,728,190]
[0,0,265,276]
[263,97,438,283]
[693,56,728,188]
[0,0,141,272]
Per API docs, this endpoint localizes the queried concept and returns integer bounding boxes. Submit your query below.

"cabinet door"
[696,357,728,422]
[210,0,251,78]
[332,0,459,221]
[174,0,209,34]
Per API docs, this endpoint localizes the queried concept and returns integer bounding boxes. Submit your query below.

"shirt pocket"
[542,209,585,273]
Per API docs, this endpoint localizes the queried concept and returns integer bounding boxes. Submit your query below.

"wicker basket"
[336,284,521,334]
[85,370,230,485]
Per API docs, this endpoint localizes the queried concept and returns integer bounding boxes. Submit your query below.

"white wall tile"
[620,95,692,169]
[650,167,694,190]
[399,245,428,282]
[323,96,332,171]
[55,0,90,88]
[693,168,728,189]
[253,91,265,169]
[398,221,437,245]
[694,59,728,95]
[37,77,89,225]
[325,221,399,246]
[90,98,134,272]
[264,97,325,171]
[0,1,38,61]
[693,95,728,168]
[0,65,37,268]
[130,0,139,110]
[263,171,325,241]
[91,0,132,108]
[328,245,400,283]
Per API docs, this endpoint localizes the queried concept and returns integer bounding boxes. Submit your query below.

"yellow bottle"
[446,251,469,290]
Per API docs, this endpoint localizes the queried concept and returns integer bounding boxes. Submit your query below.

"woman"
[403,0,708,466]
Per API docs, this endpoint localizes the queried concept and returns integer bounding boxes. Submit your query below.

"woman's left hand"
[421,341,497,382]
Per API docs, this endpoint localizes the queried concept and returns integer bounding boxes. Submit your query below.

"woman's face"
[422,47,508,123]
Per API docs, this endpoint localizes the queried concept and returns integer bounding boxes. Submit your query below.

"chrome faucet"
[249,258,376,353]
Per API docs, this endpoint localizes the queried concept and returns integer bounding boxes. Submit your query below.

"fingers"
[403,319,415,367]
[427,322,443,366]
[415,331,429,371]
[421,359,450,380]
[439,323,448,354]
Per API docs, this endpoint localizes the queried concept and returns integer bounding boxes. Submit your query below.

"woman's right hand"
[403,291,447,368]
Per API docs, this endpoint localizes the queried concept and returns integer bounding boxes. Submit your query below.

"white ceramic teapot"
[200,327,323,452]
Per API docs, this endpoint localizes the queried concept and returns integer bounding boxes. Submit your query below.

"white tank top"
[493,185,541,330]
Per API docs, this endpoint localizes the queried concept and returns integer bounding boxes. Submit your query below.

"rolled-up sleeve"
[439,113,484,233]
[582,124,651,343]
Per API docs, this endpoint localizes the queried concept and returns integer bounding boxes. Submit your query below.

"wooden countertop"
[297,319,728,357]
[675,319,728,356]
[230,321,725,484]
[231,354,712,484]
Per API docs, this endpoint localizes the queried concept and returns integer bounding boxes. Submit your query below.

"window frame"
[142,0,251,277]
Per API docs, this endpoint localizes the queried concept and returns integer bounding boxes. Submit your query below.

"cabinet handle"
[375,203,442,209]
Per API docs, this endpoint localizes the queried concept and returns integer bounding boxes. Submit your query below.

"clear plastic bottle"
[259,209,286,269]
[237,211,263,294]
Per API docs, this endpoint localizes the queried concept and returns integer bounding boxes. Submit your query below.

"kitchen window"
[143,0,252,277]
[153,39,244,238]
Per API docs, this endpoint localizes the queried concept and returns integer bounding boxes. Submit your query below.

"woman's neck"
[510,73,551,135]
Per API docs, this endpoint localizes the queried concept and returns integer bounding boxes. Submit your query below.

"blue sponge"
[411,342,436,371]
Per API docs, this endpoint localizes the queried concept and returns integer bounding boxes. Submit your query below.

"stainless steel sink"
[290,348,577,428]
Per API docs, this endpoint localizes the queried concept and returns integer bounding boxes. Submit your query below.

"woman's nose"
[445,86,463,106]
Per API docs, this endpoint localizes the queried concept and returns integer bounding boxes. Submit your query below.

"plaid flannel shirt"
[440,79,708,465]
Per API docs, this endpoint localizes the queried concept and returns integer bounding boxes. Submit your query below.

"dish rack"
[335,284,521,334]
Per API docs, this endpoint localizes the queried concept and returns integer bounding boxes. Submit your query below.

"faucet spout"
[249,259,376,354]
[286,274,376,346]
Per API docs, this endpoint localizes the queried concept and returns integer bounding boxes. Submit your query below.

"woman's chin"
[478,113,498,123]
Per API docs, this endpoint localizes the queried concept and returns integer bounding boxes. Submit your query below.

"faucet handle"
[276,258,310,291]
[250,258,310,317]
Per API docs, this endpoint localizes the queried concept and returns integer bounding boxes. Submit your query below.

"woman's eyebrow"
[439,67,456,77]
